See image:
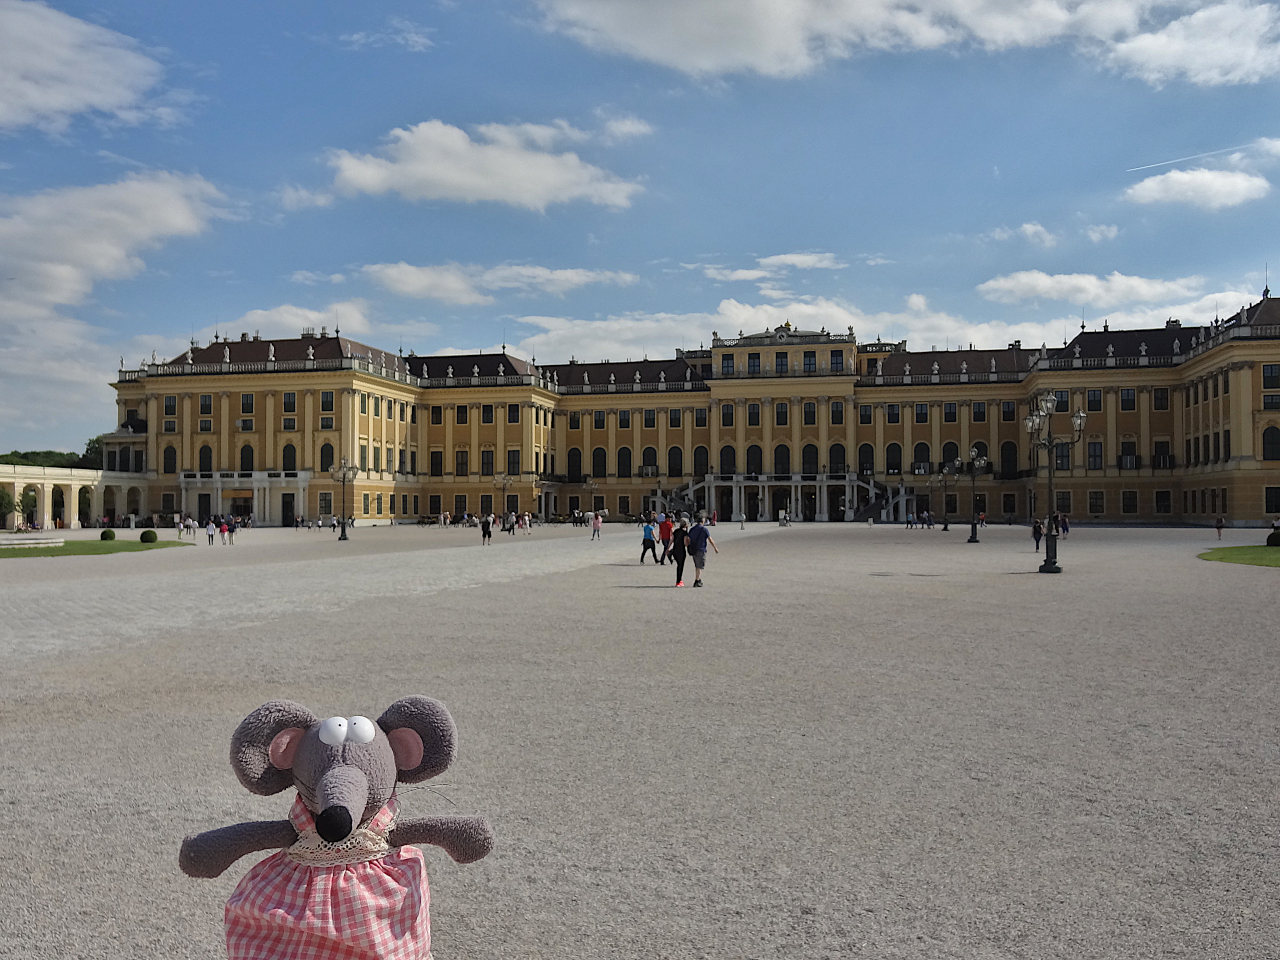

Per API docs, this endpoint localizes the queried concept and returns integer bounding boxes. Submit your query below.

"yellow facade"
[103,301,1280,527]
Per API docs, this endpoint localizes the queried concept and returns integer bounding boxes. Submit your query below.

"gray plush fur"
[180,696,492,879]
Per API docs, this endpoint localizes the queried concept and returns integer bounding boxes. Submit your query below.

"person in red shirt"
[657,514,674,565]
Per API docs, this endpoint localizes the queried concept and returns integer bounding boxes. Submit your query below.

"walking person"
[685,516,719,587]
[1215,515,1225,539]
[219,519,228,545]
[658,513,674,565]
[591,512,603,540]
[1059,513,1070,537]
[1032,517,1044,551]
[671,519,689,586]
[206,518,216,545]
[480,513,492,545]
[640,518,660,563]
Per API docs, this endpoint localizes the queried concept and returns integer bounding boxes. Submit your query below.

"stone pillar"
[265,391,276,469]
[303,391,315,469]
[67,483,81,528]
[656,407,667,481]
[146,395,159,478]
[219,392,231,471]
[444,404,455,478]
[761,396,773,472]
[181,394,193,471]
[1233,363,1254,458]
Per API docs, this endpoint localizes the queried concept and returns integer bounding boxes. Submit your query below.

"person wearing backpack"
[684,516,718,588]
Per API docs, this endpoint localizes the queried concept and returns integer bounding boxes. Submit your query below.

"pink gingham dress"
[225,794,431,960]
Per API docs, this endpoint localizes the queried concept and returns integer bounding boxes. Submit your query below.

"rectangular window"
[320,416,334,430]
[282,392,296,414]
[570,411,581,430]
[241,393,254,414]
[1087,389,1102,412]
[373,447,381,472]
[481,449,494,476]
[721,354,734,375]
[1122,490,1138,514]
[1223,371,1230,394]
[803,402,816,425]
[859,404,872,425]
[399,402,406,422]
[887,403,900,424]
[830,350,844,373]
[507,449,521,476]
[1087,441,1103,470]
[618,410,630,429]
[200,394,212,415]
[943,402,957,423]
[1055,442,1070,471]
[596,410,607,430]
[455,450,468,476]
[321,391,334,412]
[376,494,383,515]
[721,404,734,427]
[453,495,467,517]
[1266,487,1280,513]
[1212,377,1220,398]
[429,451,443,476]
[1262,364,1279,389]
[457,405,468,425]
[915,403,928,424]
[1213,432,1221,462]
[373,396,381,418]
[163,419,177,433]
[747,353,760,374]
[1054,390,1069,413]
[830,401,844,425]
[319,492,332,515]
[389,494,395,515]
[238,418,253,432]
[410,406,417,424]
[1120,388,1136,411]
[644,409,656,429]
[480,494,493,516]
[1153,387,1169,410]
[507,403,519,423]
[747,403,760,426]
[360,393,368,414]
[198,419,212,432]
[429,494,441,516]
[775,402,788,426]
[164,395,177,416]
[281,417,296,431]
[1193,437,1201,465]
[669,408,681,428]
[1264,395,1280,409]
[1056,490,1071,514]
[972,401,986,423]
[1223,430,1231,460]
[410,451,417,475]
[1002,492,1017,515]
[412,495,418,515]
[482,404,494,424]
[803,351,816,373]
[1088,490,1105,514]
[430,405,442,425]
[1155,490,1172,514]
[695,407,707,427]
[775,353,788,375]
[618,495,630,515]
[1002,401,1015,422]
[362,493,370,515]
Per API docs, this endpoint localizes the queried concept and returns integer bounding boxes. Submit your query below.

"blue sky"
[3,0,1280,451]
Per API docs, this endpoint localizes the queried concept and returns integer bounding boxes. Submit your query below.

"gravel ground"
[0,520,1275,959]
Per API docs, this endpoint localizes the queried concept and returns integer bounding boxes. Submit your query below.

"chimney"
[1165,318,1181,329]
[301,327,316,339]
[319,326,328,338]
[240,332,249,341]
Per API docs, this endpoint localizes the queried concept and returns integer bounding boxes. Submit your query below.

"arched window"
[913,442,931,472]
[240,444,254,472]
[642,446,658,471]
[720,445,737,475]
[693,445,709,476]
[858,443,874,475]
[567,448,583,479]
[1264,426,1280,460]
[199,445,212,472]
[829,443,846,474]
[1000,441,1019,477]
[746,445,763,474]
[668,446,683,477]
[592,447,607,477]
[972,440,988,460]
[801,444,819,474]
[162,446,177,474]
[942,441,959,466]
[320,442,334,473]
[886,443,902,474]
[282,443,297,472]
[773,444,791,475]
[616,446,632,478]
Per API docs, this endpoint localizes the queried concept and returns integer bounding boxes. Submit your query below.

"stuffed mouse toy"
[180,696,493,959]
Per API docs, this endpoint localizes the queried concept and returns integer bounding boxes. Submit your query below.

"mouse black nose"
[315,806,353,842]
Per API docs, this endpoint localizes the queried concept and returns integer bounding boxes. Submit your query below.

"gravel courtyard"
[0,520,1274,959]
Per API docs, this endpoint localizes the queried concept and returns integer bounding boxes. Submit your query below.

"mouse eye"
[347,716,376,744]
[318,716,348,746]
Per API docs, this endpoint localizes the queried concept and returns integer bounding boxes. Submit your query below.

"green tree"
[78,434,105,469]
[0,487,12,524]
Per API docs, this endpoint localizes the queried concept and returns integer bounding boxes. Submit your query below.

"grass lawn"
[1198,545,1280,567]
[0,539,190,559]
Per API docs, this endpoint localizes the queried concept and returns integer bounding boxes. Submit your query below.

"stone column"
[265,391,276,469]
[522,401,535,476]
[303,391,315,469]
[761,396,774,471]
[146,395,159,479]
[607,408,618,477]
[735,399,746,471]
[181,394,193,471]
[39,482,53,530]
[67,483,81,529]
[444,404,455,478]
[219,393,231,471]
[1104,387,1118,475]
[345,390,359,466]
[656,407,667,481]
[1232,363,1254,458]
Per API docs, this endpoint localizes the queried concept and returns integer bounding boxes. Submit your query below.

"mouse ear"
[378,696,457,784]
[230,700,319,795]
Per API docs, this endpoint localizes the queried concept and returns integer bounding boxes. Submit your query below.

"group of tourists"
[478,511,534,544]
[638,511,718,587]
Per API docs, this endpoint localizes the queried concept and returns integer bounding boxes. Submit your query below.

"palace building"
[68,289,1280,528]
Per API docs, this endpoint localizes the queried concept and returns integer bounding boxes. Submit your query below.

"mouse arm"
[388,816,494,864]
[180,820,298,878]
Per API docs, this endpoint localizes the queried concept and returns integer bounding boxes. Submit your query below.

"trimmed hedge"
[100,529,115,541]
[140,530,158,543]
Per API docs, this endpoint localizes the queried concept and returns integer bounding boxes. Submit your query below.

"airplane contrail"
[1126,143,1253,173]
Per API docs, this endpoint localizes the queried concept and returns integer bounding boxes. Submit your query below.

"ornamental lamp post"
[329,456,359,541]
[967,445,989,543]
[935,458,961,531]
[1024,391,1087,573]
[493,473,514,516]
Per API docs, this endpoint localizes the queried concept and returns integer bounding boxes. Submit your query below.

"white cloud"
[276,184,335,210]
[597,111,654,144]
[0,0,183,131]
[976,270,1204,308]
[1123,167,1271,210]
[0,171,224,448]
[536,0,1280,87]
[363,261,638,305]
[698,265,774,282]
[233,299,375,339]
[339,17,434,52]
[328,119,642,211]
[987,222,1058,247]
[1086,224,1119,243]
[757,251,847,269]
[289,270,346,285]
[689,250,846,286]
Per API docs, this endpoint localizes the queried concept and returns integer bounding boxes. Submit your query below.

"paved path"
[0,522,1275,958]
